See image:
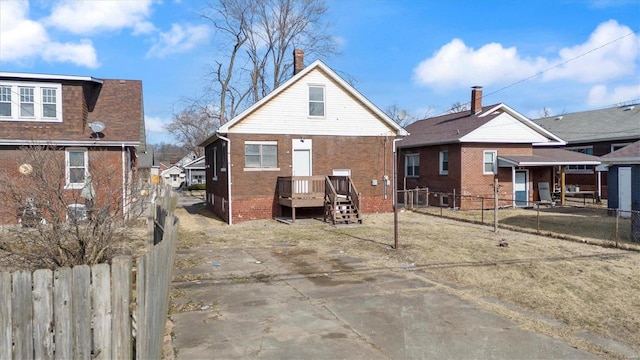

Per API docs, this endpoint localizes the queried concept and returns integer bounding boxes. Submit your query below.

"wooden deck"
[277,175,361,224]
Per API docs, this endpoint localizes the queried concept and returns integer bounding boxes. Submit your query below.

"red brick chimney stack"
[293,49,305,76]
[471,86,483,115]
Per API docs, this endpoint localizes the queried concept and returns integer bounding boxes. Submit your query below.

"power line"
[427,29,639,118]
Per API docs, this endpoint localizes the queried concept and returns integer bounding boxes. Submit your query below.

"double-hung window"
[66,148,88,189]
[42,88,58,118]
[439,150,449,175]
[483,150,497,175]
[20,87,35,117]
[405,154,419,177]
[0,81,62,121]
[308,85,325,117]
[0,86,11,117]
[245,141,278,169]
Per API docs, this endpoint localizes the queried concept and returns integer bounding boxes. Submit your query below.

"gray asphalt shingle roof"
[533,104,640,144]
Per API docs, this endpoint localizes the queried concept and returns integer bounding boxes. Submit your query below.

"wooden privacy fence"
[0,191,179,360]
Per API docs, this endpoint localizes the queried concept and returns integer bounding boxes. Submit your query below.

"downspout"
[512,166,516,208]
[122,143,127,219]
[218,135,233,225]
[392,138,403,249]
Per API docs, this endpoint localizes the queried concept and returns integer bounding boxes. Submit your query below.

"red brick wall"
[224,134,395,223]
[0,146,125,224]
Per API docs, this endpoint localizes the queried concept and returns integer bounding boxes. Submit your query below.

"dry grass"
[415,205,636,246]
[174,206,640,357]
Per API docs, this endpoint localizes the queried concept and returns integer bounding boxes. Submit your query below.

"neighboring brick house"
[199,51,407,224]
[534,103,640,198]
[0,72,145,224]
[398,87,600,209]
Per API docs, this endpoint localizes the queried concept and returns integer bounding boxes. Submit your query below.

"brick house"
[534,103,640,198]
[0,72,145,224]
[199,51,407,224]
[397,87,600,209]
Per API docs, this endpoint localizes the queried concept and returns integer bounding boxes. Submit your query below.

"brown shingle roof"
[600,140,640,164]
[399,104,501,148]
[499,148,601,166]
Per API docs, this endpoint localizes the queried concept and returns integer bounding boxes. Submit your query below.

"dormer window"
[308,85,325,117]
[0,81,62,122]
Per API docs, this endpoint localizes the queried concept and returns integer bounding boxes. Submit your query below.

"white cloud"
[0,1,98,68]
[586,84,640,107]
[146,23,211,58]
[133,21,157,36]
[145,116,170,133]
[413,20,639,89]
[544,20,638,82]
[43,40,99,68]
[46,0,154,34]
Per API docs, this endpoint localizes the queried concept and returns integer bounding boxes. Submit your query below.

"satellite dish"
[397,110,407,121]
[88,121,106,133]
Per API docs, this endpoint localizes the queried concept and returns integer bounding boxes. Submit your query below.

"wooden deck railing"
[327,176,361,215]
[277,176,326,199]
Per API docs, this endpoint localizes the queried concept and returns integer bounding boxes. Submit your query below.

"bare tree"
[539,107,552,118]
[385,104,416,127]
[165,100,221,157]
[0,146,146,270]
[447,102,469,114]
[202,0,337,124]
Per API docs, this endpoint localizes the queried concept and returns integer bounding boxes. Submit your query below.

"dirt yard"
[173,203,640,357]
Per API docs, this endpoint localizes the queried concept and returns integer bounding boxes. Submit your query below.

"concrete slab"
[171,228,609,359]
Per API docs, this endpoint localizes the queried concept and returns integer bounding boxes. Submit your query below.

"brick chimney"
[471,86,483,115]
[293,49,304,76]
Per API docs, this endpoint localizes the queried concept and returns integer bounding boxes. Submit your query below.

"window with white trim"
[0,81,62,121]
[567,146,594,173]
[0,86,11,116]
[20,87,35,117]
[308,85,325,117]
[439,150,448,175]
[245,141,278,169]
[405,154,419,177]
[212,147,218,180]
[66,148,88,189]
[483,150,497,175]
[611,143,630,152]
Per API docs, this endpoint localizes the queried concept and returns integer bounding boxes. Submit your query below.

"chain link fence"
[399,188,639,246]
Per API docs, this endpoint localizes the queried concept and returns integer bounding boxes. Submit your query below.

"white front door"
[514,170,528,207]
[619,167,631,217]
[292,139,312,193]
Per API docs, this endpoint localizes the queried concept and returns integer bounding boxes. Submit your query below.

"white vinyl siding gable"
[228,69,398,136]
[460,113,551,144]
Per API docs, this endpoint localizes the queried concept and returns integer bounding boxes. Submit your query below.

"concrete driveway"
[169,220,602,359]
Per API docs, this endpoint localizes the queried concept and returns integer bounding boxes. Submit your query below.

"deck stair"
[324,176,362,225]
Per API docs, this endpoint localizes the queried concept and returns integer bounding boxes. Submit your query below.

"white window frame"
[308,85,325,118]
[611,143,631,152]
[211,147,218,181]
[244,141,279,171]
[405,153,419,178]
[0,81,62,122]
[67,203,88,223]
[0,85,12,117]
[65,148,88,189]
[566,146,594,174]
[439,150,449,175]
[483,150,497,175]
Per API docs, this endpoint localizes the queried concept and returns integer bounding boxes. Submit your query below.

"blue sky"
[1,0,639,144]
